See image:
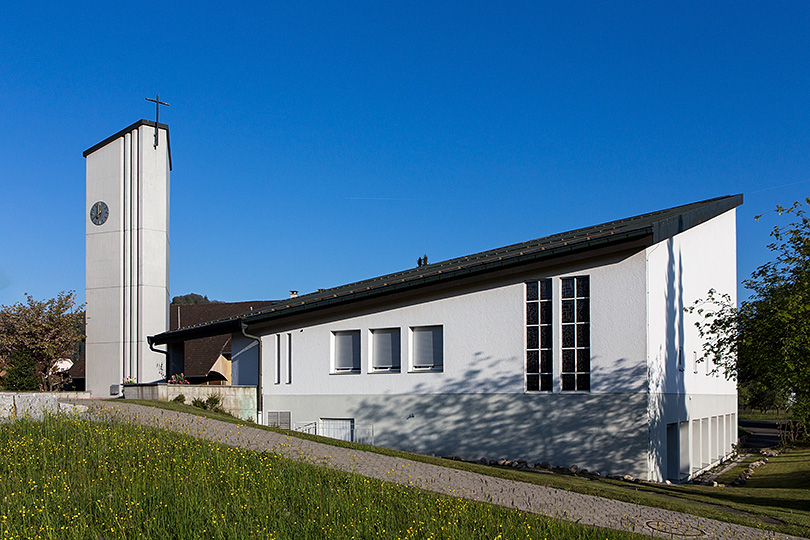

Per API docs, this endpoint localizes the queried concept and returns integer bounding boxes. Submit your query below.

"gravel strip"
[82,400,807,540]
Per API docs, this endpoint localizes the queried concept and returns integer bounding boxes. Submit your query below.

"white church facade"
[149,194,741,482]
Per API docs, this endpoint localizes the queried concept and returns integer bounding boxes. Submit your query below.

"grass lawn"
[116,399,810,538]
[0,415,647,540]
[738,409,795,421]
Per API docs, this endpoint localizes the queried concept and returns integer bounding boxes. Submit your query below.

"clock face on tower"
[90,201,109,226]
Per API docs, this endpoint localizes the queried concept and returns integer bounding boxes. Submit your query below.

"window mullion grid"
[561,276,590,392]
[526,279,552,392]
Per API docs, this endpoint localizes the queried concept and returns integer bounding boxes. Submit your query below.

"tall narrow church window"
[286,333,293,384]
[561,276,590,391]
[274,334,281,384]
[526,279,552,392]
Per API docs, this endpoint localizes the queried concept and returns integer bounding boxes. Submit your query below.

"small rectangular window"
[266,411,291,429]
[412,326,443,370]
[371,328,401,371]
[333,330,361,372]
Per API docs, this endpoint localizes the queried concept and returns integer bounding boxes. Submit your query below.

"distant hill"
[171,293,219,305]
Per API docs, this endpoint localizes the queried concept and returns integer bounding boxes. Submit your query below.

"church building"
[148,193,741,482]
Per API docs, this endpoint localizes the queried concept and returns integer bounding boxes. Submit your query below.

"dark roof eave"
[150,318,241,345]
[241,228,652,326]
[152,227,652,345]
[147,194,743,345]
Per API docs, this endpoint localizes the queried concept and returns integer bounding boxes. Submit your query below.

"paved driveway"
[739,420,782,449]
[82,400,806,540]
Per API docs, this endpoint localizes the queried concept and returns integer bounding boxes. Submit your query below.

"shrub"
[172,394,186,404]
[190,394,224,413]
[2,350,40,391]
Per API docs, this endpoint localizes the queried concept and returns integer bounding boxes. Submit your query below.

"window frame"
[409,325,444,372]
[560,275,590,393]
[331,330,361,374]
[370,327,402,372]
[525,279,553,393]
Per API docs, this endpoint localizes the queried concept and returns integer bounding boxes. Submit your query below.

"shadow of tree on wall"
[348,238,697,480]
[349,353,654,478]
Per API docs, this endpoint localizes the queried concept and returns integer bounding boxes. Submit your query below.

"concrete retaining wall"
[123,384,257,421]
[0,392,91,420]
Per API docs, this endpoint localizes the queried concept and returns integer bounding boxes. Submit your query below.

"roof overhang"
[149,194,742,346]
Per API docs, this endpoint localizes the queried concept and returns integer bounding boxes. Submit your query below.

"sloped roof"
[170,301,276,378]
[150,194,742,345]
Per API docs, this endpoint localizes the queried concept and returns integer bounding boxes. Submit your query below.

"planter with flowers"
[167,373,190,385]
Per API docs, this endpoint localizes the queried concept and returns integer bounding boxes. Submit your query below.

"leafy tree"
[2,350,40,391]
[171,293,212,305]
[689,199,810,436]
[0,291,85,391]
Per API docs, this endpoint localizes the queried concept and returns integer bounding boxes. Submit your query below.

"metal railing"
[294,421,374,445]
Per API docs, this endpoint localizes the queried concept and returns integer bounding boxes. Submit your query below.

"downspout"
[241,321,263,425]
[147,336,170,380]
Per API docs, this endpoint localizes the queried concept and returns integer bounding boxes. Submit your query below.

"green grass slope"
[0,415,646,540]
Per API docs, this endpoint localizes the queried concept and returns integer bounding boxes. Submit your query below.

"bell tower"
[84,120,170,396]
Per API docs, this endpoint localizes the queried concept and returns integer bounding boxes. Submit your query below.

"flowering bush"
[122,376,137,385]
[167,373,190,385]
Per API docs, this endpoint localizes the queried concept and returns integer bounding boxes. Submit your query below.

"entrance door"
[666,423,679,482]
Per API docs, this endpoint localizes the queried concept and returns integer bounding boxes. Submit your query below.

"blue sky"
[1,1,809,307]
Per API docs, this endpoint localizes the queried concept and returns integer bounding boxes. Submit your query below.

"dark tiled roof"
[68,343,86,379]
[150,194,742,344]
[170,302,276,377]
[170,301,276,330]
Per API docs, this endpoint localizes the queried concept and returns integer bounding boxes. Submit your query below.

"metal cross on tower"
[145,93,170,148]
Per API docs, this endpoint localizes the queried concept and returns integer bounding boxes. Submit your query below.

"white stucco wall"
[260,249,647,398]
[645,209,738,481]
[255,248,652,475]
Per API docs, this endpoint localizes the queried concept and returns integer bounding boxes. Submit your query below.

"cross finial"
[145,93,170,148]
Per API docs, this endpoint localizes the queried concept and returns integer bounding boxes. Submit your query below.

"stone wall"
[0,392,91,420]
[123,384,257,421]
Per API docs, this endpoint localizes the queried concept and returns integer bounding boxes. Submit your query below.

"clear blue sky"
[2,1,809,307]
